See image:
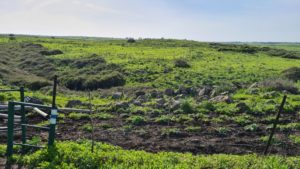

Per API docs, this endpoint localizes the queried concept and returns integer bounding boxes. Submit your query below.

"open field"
[0,34,300,168]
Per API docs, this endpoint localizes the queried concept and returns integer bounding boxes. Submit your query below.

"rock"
[171,100,181,110]
[112,92,123,99]
[184,80,193,84]
[135,91,146,97]
[115,102,129,109]
[266,100,276,104]
[120,113,129,118]
[248,88,259,95]
[165,88,175,96]
[198,87,212,97]
[24,96,43,105]
[136,95,147,102]
[210,90,217,97]
[177,86,188,95]
[156,98,165,105]
[186,87,196,95]
[150,90,158,98]
[249,82,259,89]
[262,91,280,99]
[66,100,83,108]
[149,110,160,118]
[210,95,233,103]
[174,94,185,100]
[133,100,142,106]
[236,102,250,112]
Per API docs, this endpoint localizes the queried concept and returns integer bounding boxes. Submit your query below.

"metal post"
[264,95,287,155]
[6,102,15,157]
[48,75,58,146]
[20,87,26,154]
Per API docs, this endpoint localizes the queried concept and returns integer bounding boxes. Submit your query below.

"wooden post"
[263,95,287,155]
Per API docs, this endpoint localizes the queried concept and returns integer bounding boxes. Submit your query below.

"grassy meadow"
[0,34,300,168]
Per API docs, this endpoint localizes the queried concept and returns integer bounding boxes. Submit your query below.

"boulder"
[171,100,181,110]
[236,102,250,112]
[165,88,175,96]
[150,90,158,98]
[198,87,212,97]
[210,95,233,103]
[24,96,43,105]
[135,91,146,97]
[115,102,129,109]
[248,82,259,89]
[262,91,280,99]
[112,92,123,99]
[66,100,83,108]
[133,100,142,106]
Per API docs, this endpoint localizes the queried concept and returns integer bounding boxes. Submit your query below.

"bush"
[63,71,125,90]
[282,67,300,81]
[127,116,146,125]
[181,100,195,114]
[68,113,89,120]
[127,38,136,43]
[260,78,298,94]
[174,59,190,68]
[27,80,51,90]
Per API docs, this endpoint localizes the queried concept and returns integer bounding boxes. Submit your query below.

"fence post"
[6,102,15,158]
[48,76,58,146]
[263,95,287,155]
[20,87,27,154]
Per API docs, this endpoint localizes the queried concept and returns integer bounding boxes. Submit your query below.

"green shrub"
[260,78,298,94]
[68,113,89,120]
[127,116,146,125]
[92,113,114,120]
[282,67,300,81]
[184,126,201,133]
[244,123,259,132]
[155,115,172,124]
[181,100,196,114]
[174,59,190,68]
[216,127,231,136]
[14,141,300,169]
[0,144,6,157]
[81,124,93,132]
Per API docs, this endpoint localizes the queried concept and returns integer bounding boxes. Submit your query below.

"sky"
[0,0,299,42]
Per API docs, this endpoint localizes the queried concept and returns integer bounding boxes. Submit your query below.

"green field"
[0,34,300,168]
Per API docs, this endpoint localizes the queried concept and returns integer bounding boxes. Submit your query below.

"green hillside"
[0,34,300,168]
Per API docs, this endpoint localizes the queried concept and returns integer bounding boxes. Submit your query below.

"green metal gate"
[5,76,58,158]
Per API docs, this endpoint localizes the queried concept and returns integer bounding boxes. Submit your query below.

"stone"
[198,87,212,97]
[115,102,129,109]
[248,88,259,95]
[135,91,146,97]
[266,100,276,104]
[65,100,83,108]
[150,90,158,98]
[133,100,142,106]
[24,96,43,105]
[177,86,188,95]
[165,88,175,96]
[236,102,250,112]
[248,82,259,89]
[262,91,280,99]
[209,95,233,103]
[120,113,129,118]
[171,100,181,110]
[112,92,123,99]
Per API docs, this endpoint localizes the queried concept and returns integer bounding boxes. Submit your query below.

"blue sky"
[0,0,299,42]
